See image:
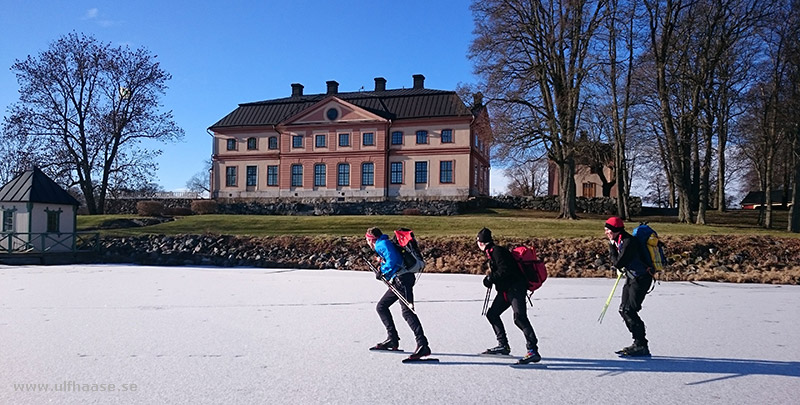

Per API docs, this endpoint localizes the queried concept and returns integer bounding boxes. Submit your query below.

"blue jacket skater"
[374,234,404,280]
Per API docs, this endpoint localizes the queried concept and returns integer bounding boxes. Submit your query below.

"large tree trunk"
[697,125,714,225]
[675,129,694,223]
[765,143,774,229]
[558,159,577,219]
[717,121,728,211]
[790,135,800,232]
[691,129,701,212]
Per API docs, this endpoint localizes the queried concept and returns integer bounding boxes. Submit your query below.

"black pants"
[376,273,428,347]
[486,289,538,351]
[619,274,653,345]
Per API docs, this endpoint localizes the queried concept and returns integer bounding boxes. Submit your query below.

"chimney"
[291,83,304,97]
[412,74,425,89]
[326,80,339,94]
[374,77,386,91]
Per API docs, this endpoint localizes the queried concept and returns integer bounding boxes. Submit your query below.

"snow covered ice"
[1,264,798,404]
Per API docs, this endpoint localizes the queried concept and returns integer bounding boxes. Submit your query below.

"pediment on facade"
[280,96,386,126]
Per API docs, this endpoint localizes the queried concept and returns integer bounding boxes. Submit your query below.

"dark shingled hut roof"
[0,167,80,206]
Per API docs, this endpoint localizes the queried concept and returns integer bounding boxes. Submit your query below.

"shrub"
[136,201,163,217]
[191,200,218,215]
[164,207,193,216]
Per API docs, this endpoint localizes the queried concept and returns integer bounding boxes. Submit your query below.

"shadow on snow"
[432,353,800,384]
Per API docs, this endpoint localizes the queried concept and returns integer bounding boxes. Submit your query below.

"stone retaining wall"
[488,195,642,216]
[96,234,800,284]
[104,196,641,216]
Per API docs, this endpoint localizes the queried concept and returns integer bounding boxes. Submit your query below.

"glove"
[616,267,625,277]
[483,275,492,288]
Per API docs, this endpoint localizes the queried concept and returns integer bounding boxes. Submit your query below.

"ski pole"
[481,286,491,316]
[598,269,624,324]
[363,257,417,314]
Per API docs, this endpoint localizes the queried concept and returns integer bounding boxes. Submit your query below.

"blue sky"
[1,0,511,193]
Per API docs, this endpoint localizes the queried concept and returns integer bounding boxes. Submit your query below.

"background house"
[208,75,491,201]
[0,166,80,253]
[547,140,618,198]
[740,189,794,210]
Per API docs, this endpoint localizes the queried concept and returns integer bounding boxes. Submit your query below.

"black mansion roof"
[209,87,474,130]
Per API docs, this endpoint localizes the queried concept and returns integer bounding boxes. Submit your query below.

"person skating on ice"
[476,227,541,364]
[604,217,654,357]
[365,227,431,360]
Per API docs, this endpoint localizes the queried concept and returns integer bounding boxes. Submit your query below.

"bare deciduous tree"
[599,0,639,217]
[506,159,549,196]
[186,159,212,195]
[470,0,608,219]
[1,32,184,214]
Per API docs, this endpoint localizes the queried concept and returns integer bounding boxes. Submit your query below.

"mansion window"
[292,135,303,148]
[316,134,327,148]
[291,164,303,187]
[440,161,453,183]
[314,164,326,187]
[415,161,428,184]
[441,129,453,143]
[268,136,278,150]
[416,130,428,144]
[247,137,257,150]
[246,166,257,186]
[226,166,237,187]
[362,132,374,146]
[361,163,374,186]
[226,139,236,151]
[339,133,350,147]
[390,162,403,184]
[267,165,278,186]
[391,131,403,145]
[338,163,350,186]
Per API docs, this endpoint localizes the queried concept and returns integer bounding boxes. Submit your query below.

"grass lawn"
[77,208,800,239]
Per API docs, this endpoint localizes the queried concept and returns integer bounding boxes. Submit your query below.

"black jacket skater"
[485,243,528,293]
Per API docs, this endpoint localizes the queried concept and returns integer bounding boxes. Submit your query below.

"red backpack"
[510,246,548,294]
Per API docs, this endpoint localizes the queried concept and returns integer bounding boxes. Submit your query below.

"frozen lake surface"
[1,264,798,404]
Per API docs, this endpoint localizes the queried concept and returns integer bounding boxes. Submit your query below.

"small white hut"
[0,167,80,253]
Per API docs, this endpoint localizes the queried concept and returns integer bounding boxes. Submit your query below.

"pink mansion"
[208,75,491,200]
